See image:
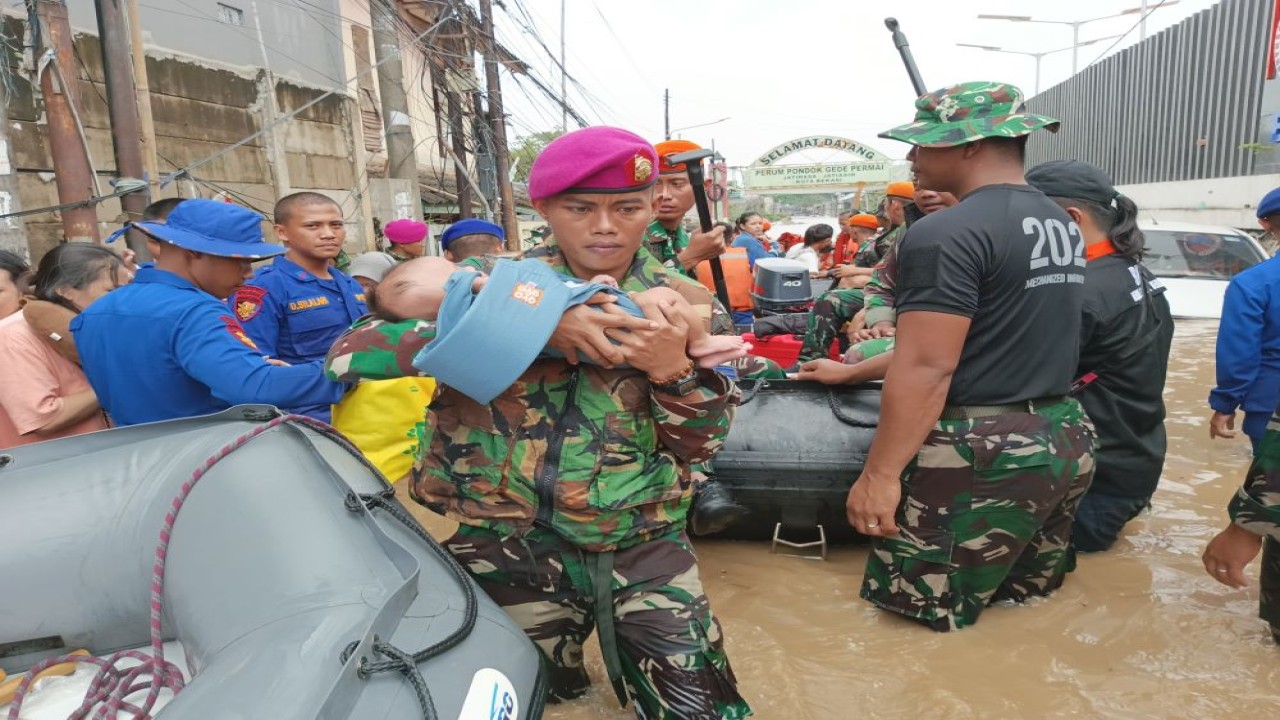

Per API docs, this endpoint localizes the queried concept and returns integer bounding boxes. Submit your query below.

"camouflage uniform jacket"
[325,240,740,552]
[862,224,906,327]
[643,219,691,277]
[1229,414,1280,542]
[852,223,902,269]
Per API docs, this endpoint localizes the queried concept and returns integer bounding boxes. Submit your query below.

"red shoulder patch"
[219,314,260,350]
[234,285,267,322]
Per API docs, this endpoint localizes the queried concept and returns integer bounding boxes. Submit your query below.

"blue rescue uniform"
[1211,255,1280,452]
[229,256,367,420]
[72,267,343,427]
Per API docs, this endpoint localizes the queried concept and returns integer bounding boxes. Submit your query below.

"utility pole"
[34,0,99,243]
[472,90,497,210]
[96,0,151,259]
[559,0,566,132]
[250,1,290,196]
[446,88,471,219]
[371,0,417,182]
[0,24,28,259]
[479,0,518,248]
[664,88,670,140]
[125,0,159,211]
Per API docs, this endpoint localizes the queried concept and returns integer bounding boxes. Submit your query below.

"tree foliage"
[509,130,565,183]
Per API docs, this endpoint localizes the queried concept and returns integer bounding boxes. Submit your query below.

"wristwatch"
[649,360,700,396]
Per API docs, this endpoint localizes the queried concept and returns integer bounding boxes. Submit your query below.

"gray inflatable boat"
[0,406,547,718]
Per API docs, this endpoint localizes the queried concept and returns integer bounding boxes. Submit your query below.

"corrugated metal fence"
[1026,0,1272,184]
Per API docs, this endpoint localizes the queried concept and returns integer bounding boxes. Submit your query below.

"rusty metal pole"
[124,0,159,198]
[446,88,471,219]
[96,0,151,259]
[478,0,518,249]
[35,0,99,243]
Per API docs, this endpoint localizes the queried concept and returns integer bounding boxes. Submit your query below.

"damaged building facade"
[2,0,519,261]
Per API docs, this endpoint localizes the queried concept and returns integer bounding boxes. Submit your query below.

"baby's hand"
[589,274,620,289]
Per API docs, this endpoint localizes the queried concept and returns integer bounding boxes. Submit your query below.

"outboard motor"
[750,258,813,316]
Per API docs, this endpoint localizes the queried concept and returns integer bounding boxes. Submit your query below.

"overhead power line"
[1084,0,1170,70]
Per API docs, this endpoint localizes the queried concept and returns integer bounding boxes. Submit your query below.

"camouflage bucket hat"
[878,81,1060,148]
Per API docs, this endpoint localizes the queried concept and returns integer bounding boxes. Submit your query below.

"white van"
[1138,221,1270,319]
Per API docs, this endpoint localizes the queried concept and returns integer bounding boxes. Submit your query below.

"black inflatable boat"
[702,379,880,550]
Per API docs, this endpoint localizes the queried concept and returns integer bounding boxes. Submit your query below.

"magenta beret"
[384,218,428,245]
[528,126,659,200]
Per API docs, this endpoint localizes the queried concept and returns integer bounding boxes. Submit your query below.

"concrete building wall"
[2,5,372,260]
[335,0,452,175]
[1117,174,1280,228]
[63,0,347,90]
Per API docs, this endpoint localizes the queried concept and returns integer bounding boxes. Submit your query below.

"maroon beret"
[528,126,659,200]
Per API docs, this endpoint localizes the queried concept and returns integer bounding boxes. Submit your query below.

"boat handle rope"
[736,378,767,405]
[736,378,878,428]
[827,389,878,428]
[338,491,482,720]
[294,415,482,720]
[4,413,478,720]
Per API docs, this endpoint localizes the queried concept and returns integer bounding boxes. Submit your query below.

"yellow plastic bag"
[331,377,436,483]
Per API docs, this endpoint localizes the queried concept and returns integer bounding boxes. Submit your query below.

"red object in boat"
[741,332,840,367]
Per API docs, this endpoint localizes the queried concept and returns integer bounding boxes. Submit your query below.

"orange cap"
[762,220,772,231]
[655,139,703,174]
[886,181,915,200]
[848,213,879,230]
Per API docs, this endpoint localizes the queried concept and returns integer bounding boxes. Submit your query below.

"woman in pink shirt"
[0,250,31,318]
[0,244,128,448]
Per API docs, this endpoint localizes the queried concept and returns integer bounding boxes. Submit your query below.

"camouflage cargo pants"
[1262,537,1280,638]
[799,288,864,363]
[444,524,751,719]
[861,398,1096,632]
[1228,414,1280,638]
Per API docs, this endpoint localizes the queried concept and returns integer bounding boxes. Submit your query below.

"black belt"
[939,395,1067,421]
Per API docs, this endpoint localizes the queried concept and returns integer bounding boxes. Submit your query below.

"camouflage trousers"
[843,336,895,364]
[1262,537,1280,637]
[799,288,864,363]
[724,355,788,381]
[444,524,751,719]
[861,398,1096,632]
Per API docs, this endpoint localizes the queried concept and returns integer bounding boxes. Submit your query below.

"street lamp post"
[978,2,1178,75]
[957,36,1120,95]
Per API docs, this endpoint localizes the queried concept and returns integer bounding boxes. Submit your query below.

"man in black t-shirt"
[849,81,1096,632]
[1027,161,1173,553]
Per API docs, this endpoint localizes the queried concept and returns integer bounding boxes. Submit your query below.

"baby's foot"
[688,334,750,368]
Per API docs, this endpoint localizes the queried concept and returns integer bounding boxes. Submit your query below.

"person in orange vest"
[824,212,853,271]
[829,213,882,289]
[644,139,730,275]
[694,241,755,325]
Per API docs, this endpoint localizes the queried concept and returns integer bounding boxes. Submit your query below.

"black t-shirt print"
[895,184,1085,406]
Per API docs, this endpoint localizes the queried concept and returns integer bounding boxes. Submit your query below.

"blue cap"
[133,199,283,259]
[1259,188,1280,218]
[440,219,504,250]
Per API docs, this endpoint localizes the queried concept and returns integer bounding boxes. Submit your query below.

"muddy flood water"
[531,319,1280,719]
[401,319,1279,718]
